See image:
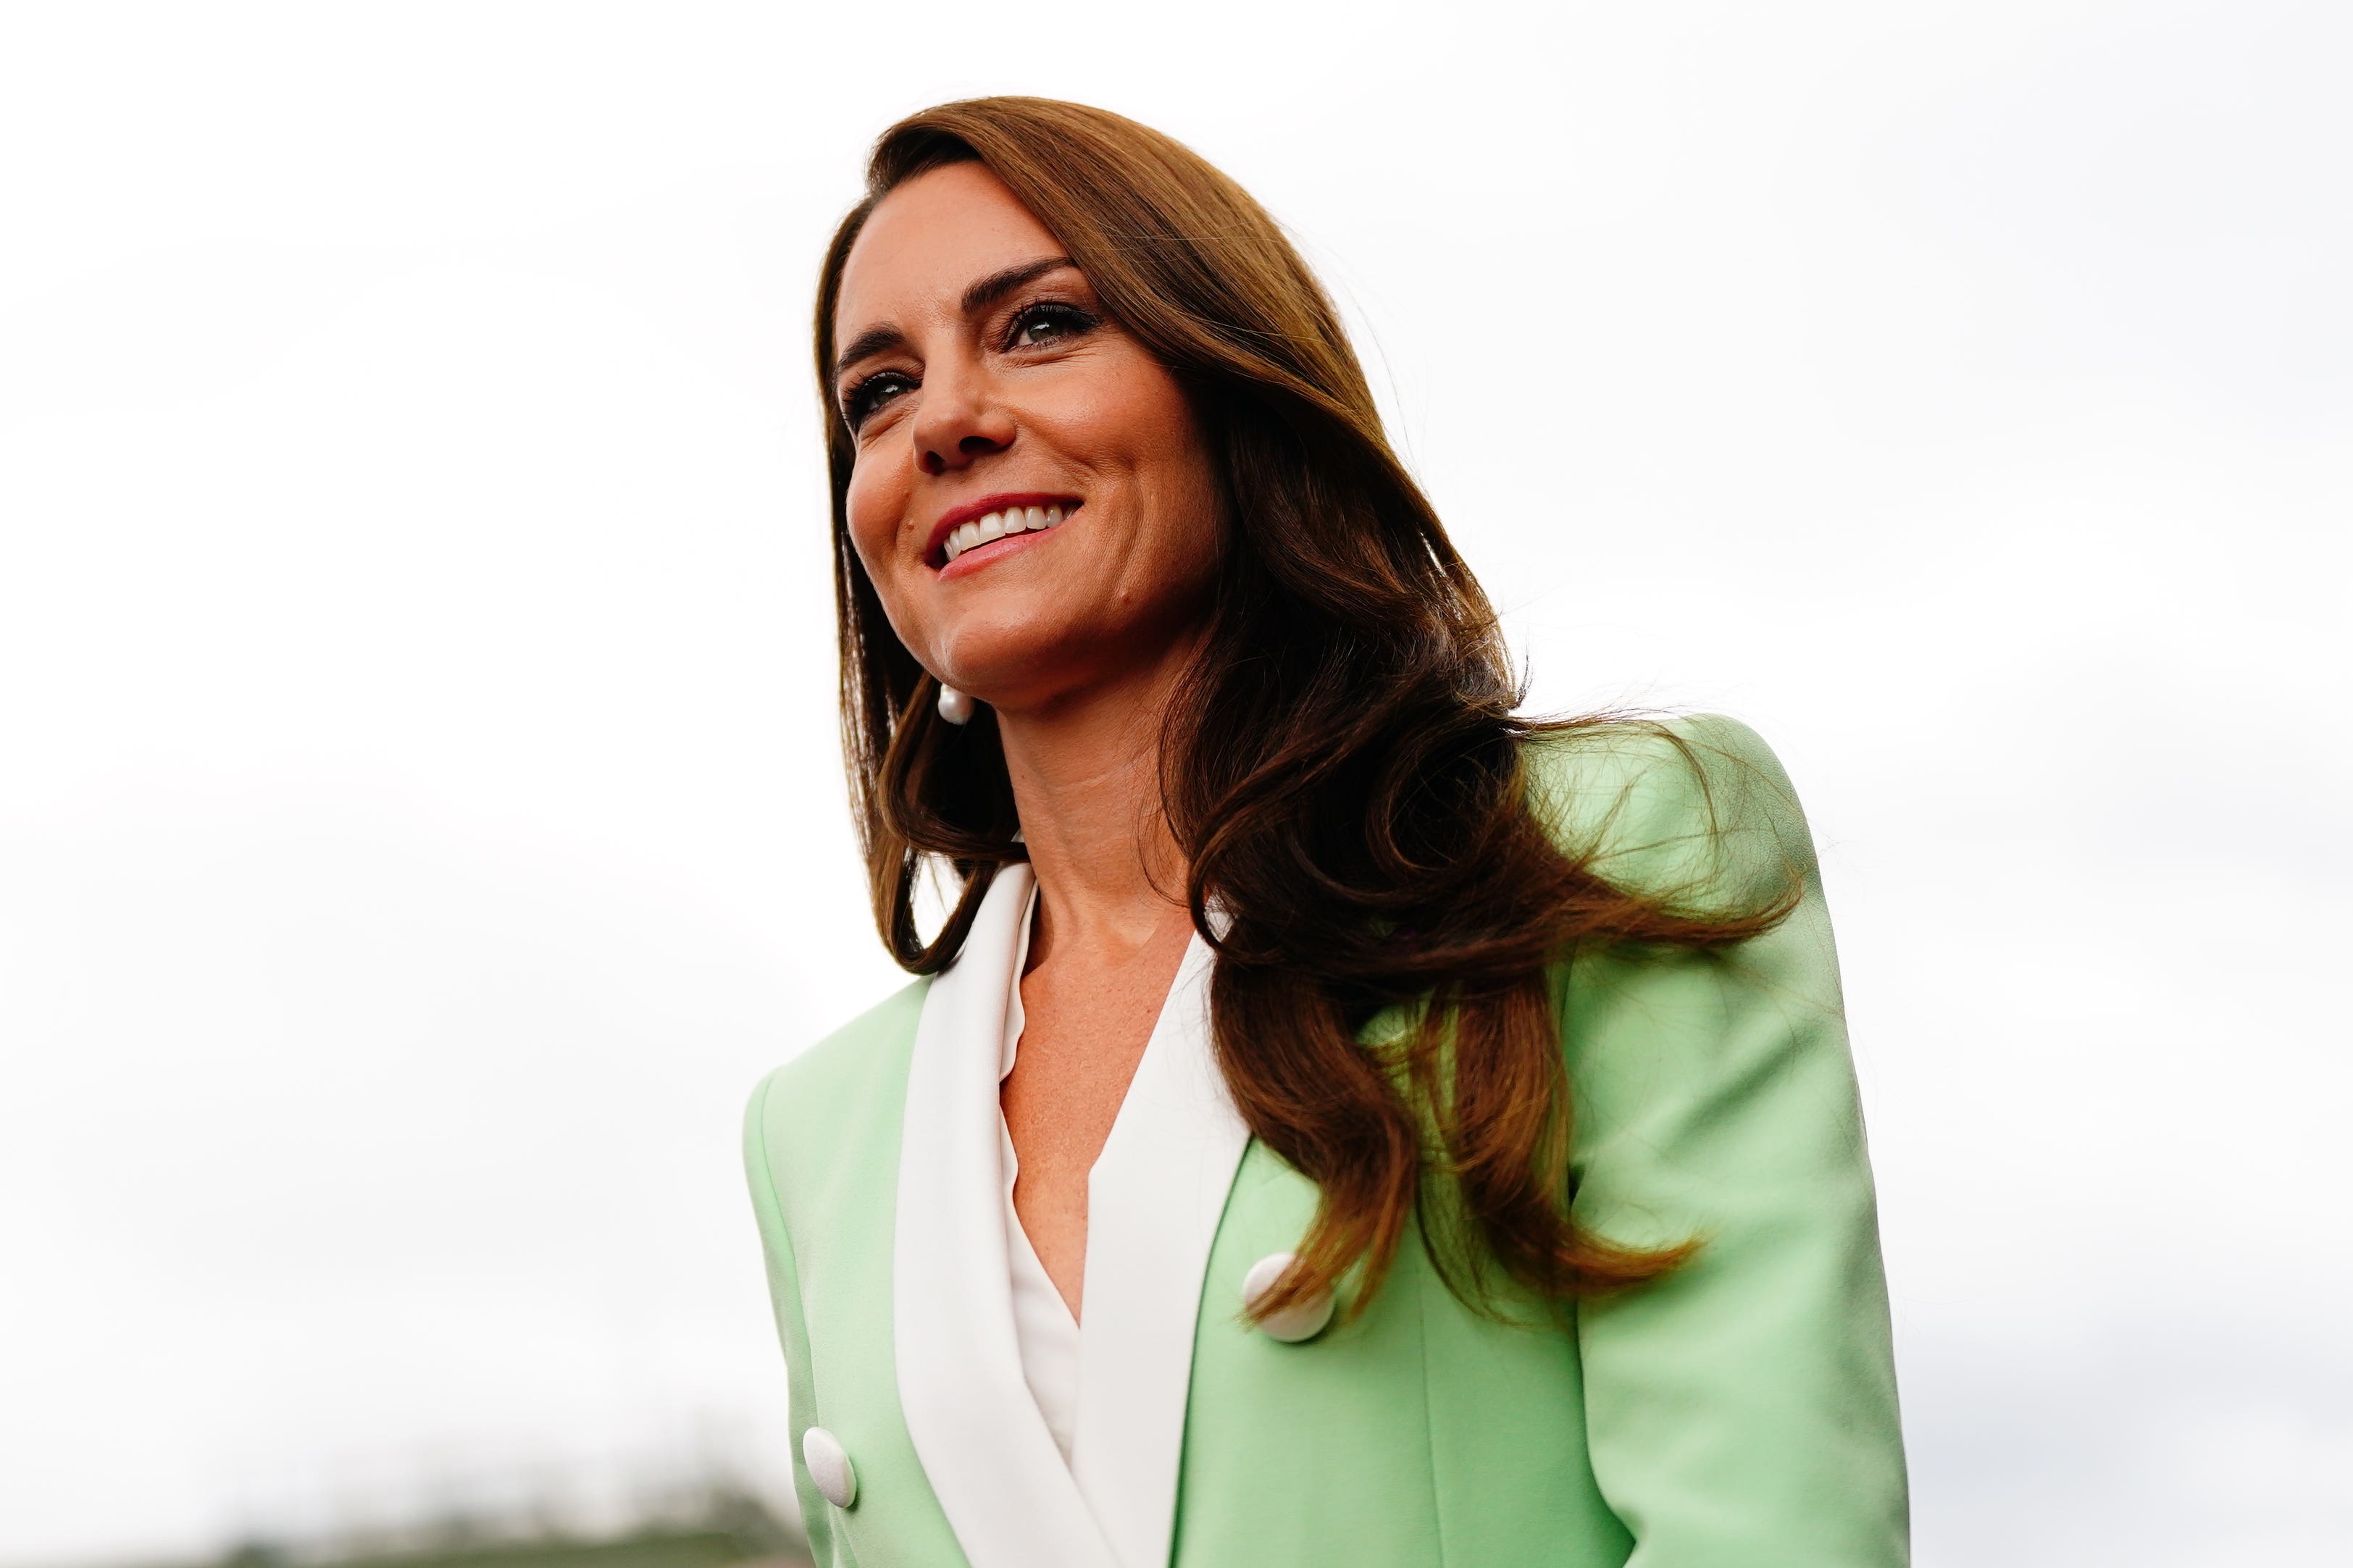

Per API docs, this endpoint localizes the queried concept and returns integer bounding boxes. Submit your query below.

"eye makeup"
[835,286,1103,434]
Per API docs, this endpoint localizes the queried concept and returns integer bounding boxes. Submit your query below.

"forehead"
[835,162,1064,340]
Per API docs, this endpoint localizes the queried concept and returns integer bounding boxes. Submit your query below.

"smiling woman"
[744,97,1908,1568]
[825,161,1227,739]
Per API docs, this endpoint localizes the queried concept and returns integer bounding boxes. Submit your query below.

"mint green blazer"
[744,716,1908,1567]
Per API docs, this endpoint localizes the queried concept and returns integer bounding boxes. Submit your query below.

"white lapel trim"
[895,863,1117,1568]
[1070,925,1251,1568]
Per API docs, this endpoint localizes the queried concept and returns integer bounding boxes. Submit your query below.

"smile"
[943,503,1069,562]
[928,495,1082,570]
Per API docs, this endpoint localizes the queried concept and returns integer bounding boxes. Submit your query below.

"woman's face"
[829,161,1227,716]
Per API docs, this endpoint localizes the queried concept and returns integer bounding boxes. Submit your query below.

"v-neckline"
[894,863,1251,1568]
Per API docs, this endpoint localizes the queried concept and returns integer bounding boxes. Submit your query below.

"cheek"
[1066,363,1220,514]
[1125,386,1225,549]
[840,460,943,661]
[843,461,907,582]
[1092,397,1227,624]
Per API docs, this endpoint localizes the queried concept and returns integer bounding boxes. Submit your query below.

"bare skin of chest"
[1000,905,1195,1320]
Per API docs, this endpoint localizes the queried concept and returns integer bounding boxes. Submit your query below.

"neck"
[993,634,1200,964]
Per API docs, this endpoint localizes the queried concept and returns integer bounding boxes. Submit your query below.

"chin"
[938,619,1127,714]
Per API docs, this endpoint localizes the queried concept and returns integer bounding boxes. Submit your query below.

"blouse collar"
[893,863,1250,1568]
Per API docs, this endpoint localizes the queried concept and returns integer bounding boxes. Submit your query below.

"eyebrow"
[962,254,1076,316]
[829,255,1079,385]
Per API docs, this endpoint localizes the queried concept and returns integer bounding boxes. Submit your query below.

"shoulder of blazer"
[744,976,932,1228]
[1524,711,1820,915]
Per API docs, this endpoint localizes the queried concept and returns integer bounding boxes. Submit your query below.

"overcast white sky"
[1,2,2346,1564]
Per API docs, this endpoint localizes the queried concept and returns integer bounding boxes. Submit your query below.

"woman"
[744,97,1907,1568]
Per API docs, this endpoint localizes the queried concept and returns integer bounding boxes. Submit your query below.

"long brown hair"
[814,98,1789,1321]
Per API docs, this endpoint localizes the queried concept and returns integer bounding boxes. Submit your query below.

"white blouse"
[893,860,1247,1568]
[998,882,1085,1464]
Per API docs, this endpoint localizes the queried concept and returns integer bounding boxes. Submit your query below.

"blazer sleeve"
[1543,716,1910,1566]
[743,1069,837,1561]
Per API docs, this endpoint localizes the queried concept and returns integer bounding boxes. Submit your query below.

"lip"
[921,492,1082,570]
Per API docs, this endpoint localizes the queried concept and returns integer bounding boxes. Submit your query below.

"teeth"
[940,504,1074,565]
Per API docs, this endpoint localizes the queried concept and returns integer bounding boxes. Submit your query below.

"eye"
[1006,300,1096,350]
[842,370,915,432]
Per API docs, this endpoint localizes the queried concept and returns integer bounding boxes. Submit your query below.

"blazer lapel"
[1070,926,1252,1568]
[894,863,1119,1568]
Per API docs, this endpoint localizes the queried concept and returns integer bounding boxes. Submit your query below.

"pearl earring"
[937,684,974,726]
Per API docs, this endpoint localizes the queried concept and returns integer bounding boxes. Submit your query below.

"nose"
[911,362,1015,475]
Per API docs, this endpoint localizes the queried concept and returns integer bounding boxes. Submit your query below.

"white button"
[802,1425,857,1509]
[1242,1251,1334,1343]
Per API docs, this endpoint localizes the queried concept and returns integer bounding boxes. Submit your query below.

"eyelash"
[1004,298,1096,349]
[840,370,914,432]
[838,298,1101,432]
